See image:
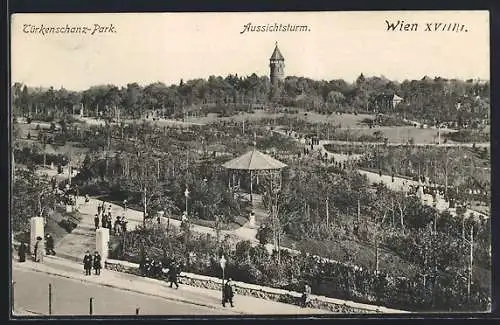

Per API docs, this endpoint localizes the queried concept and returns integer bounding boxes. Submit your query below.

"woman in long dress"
[34,236,44,262]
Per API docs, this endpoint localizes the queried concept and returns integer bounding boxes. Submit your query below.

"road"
[12,268,236,316]
[319,139,490,148]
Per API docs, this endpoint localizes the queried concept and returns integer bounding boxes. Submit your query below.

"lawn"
[332,126,455,144]
[185,109,375,126]
[183,110,462,144]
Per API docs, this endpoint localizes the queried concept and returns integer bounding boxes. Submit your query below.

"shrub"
[256,225,272,245]
[58,218,77,233]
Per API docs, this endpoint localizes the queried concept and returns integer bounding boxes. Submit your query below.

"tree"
[11,168,57,232]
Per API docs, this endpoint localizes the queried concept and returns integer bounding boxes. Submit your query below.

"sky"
[11,11,490,91]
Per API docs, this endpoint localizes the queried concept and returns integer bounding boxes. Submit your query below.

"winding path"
[271,129,489,220]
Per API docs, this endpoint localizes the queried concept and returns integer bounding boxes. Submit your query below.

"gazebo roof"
[222,149,287,170]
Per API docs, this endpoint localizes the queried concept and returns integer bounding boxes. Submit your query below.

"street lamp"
[219,255,227,303]
[184,187,190,216]
[38,188,54,225]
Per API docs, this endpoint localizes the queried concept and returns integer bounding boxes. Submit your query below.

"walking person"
[139,255,148,275]
[18,241,27,262]
[222,278,234,307]
[107,215,113,229]
[83,251,93,276]
[93,251,102,275]
[45,233,56,255]
[101,212,107,229]
[34,236,44,263]
[167,262,180,289]
[121,217,128,233]
[114,216,122,236]
[85,194,90,204]
[123,199,127,211]
[94,214,100,230]
[301,283,312,308]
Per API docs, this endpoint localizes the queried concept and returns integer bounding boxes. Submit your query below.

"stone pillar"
[96,228,110,263]
[30,217,44,254]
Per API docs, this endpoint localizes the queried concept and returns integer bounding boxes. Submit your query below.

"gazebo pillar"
[221,149,287,207]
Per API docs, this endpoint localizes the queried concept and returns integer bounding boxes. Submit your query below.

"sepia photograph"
[10,11,491,317]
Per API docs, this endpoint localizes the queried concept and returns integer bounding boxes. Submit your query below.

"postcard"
[10,11,490,316]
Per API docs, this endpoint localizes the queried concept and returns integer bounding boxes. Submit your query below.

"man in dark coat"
[168,262,179,289]
[45,233,55,255]
[114,216,121,235]
[107,215,113,229]
[93,251,102,275]
[121,219,128,233]
[83,251,93,276]
[222,278,234,307]
[153,261,163,278]
[18,241,27,262]
[139,255,148,275]
[101,213,107,228]
[94,214,100,230]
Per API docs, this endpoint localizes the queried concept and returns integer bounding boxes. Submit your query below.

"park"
[10,43,491,314]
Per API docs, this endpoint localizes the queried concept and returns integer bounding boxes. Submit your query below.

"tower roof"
[270,43,284,61]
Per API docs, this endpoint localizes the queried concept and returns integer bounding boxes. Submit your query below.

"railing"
[104,259,409,314]
[11,282,142,317]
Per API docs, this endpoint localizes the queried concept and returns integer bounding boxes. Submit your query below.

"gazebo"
[222,148,287,203]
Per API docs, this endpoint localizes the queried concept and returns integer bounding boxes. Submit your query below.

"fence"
[104,259,409,314]
[11,282,142,316]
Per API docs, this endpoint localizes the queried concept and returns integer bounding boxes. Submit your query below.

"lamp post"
[219,255,227,303]
[184,187,190,216]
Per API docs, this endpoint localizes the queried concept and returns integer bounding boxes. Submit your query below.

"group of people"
[137,254,236,307]
[94,202,128,235]
[17,233,57,263]
[83,250,102,275]
[139,257,181,289]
